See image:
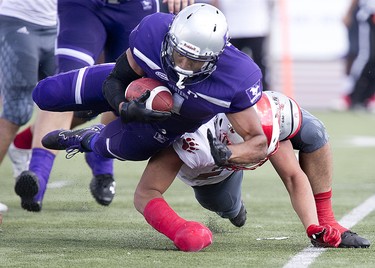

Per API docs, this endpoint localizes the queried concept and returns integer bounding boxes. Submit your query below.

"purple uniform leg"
[92,119,181,161]
[56,0,157,71]
[33,64,115,113]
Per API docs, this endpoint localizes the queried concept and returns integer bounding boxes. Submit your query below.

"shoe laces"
[58,130,87,159]
[66,148,80,159]
[60,132,85,159]
[61,124,103,159]
[342,230,357,237]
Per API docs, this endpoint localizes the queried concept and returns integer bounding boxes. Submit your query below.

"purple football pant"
[92,118,180,161]
[56,0,157,72]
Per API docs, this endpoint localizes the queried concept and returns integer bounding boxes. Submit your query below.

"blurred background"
[197,0,356,110]
[268,0,352,110]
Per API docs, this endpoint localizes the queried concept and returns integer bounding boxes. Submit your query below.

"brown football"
[125,78,173,112]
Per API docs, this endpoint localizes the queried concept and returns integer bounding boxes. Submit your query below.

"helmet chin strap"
[174,66,193,89]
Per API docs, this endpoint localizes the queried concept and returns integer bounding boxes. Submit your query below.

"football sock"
[13,126,33,149]
[29,148,55,202]
[84,152,114,177]
[143,198,212,252]
[314,189,348,233]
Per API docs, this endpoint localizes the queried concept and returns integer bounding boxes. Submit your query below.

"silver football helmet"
[161,4,229,88]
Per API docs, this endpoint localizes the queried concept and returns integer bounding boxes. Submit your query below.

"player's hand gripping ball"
[125,78,173,112]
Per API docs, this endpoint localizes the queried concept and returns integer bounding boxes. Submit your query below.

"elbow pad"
[102,51,142,112]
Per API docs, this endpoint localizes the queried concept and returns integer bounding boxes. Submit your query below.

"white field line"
[47,180,72,189]
[283,194,375,268]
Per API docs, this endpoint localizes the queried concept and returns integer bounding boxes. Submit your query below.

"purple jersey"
[34,12,263,161]
[129,13,262,134]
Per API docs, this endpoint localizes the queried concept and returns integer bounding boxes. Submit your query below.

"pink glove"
[174,221,213,252]
[144,198,212,252]
[306,224,341,248]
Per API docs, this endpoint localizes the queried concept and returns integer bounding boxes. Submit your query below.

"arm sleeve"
[102,51,142,112]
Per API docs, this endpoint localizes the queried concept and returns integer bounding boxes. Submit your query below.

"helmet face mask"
[161,4,229,88]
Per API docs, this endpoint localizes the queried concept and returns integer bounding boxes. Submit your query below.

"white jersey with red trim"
[174,91,302,186]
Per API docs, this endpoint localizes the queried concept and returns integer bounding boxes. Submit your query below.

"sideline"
[283,195,375,268]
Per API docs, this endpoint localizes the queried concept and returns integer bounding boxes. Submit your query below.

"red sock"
[13,126,33,149]
[315,189,348,233]
[143,198,212,252]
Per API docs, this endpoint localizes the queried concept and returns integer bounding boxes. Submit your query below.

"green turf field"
[0,111,374,268]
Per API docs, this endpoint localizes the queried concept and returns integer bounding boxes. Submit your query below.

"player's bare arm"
[134,146,212,252]
[269,140,341,247]
[164,0,195,14]
[270,140,318,229]
[226,107,268,165]
[134,146,182,213]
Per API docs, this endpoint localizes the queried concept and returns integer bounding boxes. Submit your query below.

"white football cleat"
[0,202,8,213]
[8,142,31,178]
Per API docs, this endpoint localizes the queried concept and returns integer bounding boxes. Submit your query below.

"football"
[125,78,173,112]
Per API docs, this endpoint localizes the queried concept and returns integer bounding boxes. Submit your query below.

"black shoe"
[14,171,42,212]
[229,202,247,227]
[42,124,104,157]
[89,174,116,206]
[339,230,371,248]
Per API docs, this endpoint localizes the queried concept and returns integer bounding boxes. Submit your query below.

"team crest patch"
[246,80,262,104]
[141,0,153,10]
[153,132,169,143]
[155,71,169,81]
[182,137,199,153]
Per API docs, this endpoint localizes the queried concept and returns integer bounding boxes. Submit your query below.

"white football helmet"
[214,93,280,170]
[161,4,229,88]
[265,91,302,140]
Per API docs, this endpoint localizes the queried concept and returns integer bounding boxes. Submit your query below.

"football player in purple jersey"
[39,4,267,169]
[13,0,192,212]
[38,4,268,250]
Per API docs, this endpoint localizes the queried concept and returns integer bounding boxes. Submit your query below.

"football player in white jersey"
[134,91,370,251]
[0,0,57,214]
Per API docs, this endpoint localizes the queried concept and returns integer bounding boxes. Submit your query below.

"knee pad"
[291,110,329,153]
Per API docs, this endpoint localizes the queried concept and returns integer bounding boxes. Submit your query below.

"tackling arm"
[269,140,318,229]
[134,146,181,212]
[226,106,268,165]
[134,146,212,252]
[269,140,341,247]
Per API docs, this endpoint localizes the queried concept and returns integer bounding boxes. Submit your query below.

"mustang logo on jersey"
[245,80,262,104]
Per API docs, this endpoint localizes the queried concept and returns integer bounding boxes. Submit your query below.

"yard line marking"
[283,194,375,268]
[47,180,71,189]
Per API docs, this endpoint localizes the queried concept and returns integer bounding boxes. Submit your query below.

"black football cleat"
[229,202,247,227]
[311,230,371,248]
[90,174,116,206]
[42,124,104,157]
[339,231,371,248]
[15,171,42,212]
